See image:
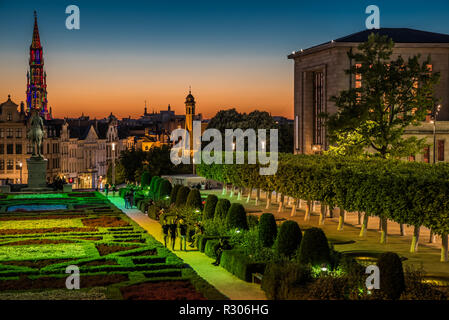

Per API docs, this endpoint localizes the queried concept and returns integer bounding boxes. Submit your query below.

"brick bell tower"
[26,11,50,120]
[185,87,195,153]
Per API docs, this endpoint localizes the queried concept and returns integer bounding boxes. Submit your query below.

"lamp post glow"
[112,142,116,186]
[431,104,441,164]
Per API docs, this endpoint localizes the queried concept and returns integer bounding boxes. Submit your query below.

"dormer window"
[7,112,12,121]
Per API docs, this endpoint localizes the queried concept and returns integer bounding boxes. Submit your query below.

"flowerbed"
[0,191,224,300]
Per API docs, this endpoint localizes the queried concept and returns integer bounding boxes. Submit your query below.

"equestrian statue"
[27,109,45,158]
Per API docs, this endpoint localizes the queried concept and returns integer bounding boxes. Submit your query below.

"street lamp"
[112,142,116,186]
[429,104,441,244]
[19,161,22,184]
[430,104,442,164]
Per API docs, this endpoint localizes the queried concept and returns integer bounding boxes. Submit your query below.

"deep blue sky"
[1,0,449,118]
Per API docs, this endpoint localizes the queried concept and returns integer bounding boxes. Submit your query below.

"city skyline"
[1,0,449,119]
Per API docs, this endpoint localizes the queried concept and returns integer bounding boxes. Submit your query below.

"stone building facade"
[288,28,449,156]
[0,96,29,184]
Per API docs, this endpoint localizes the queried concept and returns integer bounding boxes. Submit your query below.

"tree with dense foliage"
[186,189,203,210]
[297,227,330,266]
[226,203,248,230]
[276,220,302,257]
[259,213,277,247]
[175,186,191,207]
[206,109,293,152]
[118,145,190,183]
[214,198,231,221]
[377,252,405,299]
[203,194,218,220]
[325,33,440,158]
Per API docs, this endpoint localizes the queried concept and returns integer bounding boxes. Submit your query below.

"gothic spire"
[31,10,41,49]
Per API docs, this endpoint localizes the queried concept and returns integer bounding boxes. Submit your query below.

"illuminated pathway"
[106,194,267,300]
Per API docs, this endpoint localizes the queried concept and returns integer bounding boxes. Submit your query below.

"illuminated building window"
[313,71,324,146]
[7,160,13,170]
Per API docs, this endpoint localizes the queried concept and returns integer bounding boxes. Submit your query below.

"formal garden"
[118,160,449,300]
[0,191,225,300]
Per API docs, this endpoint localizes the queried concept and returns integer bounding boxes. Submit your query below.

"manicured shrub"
[297,227,330,265]
[157,179,172,201]
[203,195,218,220]
[214,199,231,221]
[186,189,203,210]
[226,203,248,230]
[141,171,151,188]
[175,186,191,207]
[170,184,182,205]
[377,252,405,300]
[259,213,277,247]
[276,220,302,257]
[219,249,266,282]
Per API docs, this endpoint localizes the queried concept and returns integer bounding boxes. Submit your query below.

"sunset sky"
[1,0,449,119]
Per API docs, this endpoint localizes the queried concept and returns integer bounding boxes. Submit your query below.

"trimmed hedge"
[261,261,312,300]
[377,252,405,300]
[203,195,218,220]
[175,186,191,207]
[186,189,203,210]
[277,220,302,257]
[219,250,266,282]
[259,213,277,247]
[170,184,182,205]
[226,203,248,230]
[214,199,231,221]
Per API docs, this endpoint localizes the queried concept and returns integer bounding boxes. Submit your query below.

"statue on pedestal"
[27,109,45,158]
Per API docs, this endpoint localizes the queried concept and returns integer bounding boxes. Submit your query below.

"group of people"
[124,189,136,209]
[161,216,205,252]
[161,215,190,251]
[104,183,117,197]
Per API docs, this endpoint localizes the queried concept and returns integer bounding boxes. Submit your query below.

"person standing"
[112,184,116,197]
[130,189,135,208]
[105,183,109,197]
[169,220,177,251]
[162,217,169,248]
[124,191,129,209]
[178,218,187,251]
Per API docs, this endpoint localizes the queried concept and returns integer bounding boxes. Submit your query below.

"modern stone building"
[288,28,449,155]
